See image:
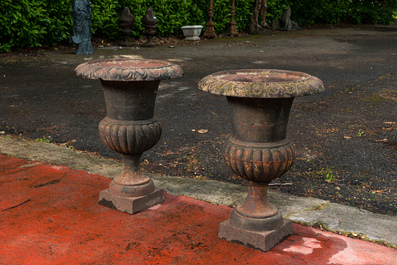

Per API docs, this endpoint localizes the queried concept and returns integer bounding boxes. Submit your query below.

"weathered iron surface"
[99,118,161,155]
[75,58,183,81]
[198,69,324,251]
[198,69,324,98]
[227,0,239,37]
[224,95,296,233]
[75,58,183,214]
[225,138,296,183]
[118,7,135,46]
[97,79,162,205]
[203,0,217,38]
[142,7,158,47]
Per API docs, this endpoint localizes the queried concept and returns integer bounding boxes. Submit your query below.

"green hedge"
[1,0,396,53]
[93,0,254,38]
[0,0,255,52]
[290,0,397,25]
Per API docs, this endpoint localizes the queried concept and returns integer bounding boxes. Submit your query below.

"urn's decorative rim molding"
[198,69,325,98]
[75,58,183,81]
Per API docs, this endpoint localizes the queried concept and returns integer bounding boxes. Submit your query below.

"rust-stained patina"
[225,138,296,183]
[198,69,324,251]
[75,58,183,81]
[198,69,324,98]
[75,58,183,214]
[203,0,217,38]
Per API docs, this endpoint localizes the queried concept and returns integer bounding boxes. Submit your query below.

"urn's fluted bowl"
[75,58,183,81]
[198,69,324,98]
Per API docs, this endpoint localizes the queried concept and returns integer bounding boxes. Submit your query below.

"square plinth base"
[98,188,164,214]
[218,218,293,252]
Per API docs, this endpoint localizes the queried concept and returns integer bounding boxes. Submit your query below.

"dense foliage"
[289,0,397,25]
[90,0,254,39]
[0,0,72,52]
[1,0,396,52]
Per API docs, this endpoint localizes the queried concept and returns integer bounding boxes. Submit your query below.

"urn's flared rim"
[75,58,183,81]
[198,69,324,98]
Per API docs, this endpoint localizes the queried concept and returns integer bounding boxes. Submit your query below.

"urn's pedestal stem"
[108,154,155,199]
[230,181,284,233]
[236,181,278,219]
[119,154,145,183]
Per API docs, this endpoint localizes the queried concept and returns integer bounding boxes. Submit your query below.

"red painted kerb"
[0,155,396,264]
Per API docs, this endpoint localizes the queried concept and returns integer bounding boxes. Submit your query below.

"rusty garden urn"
[198,69,324,251]
[75,58,183,214]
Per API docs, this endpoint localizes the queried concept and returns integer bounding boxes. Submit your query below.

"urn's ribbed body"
[99,118,162,155]
[224,139,296,183]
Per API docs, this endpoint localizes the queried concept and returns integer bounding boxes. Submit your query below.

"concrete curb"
[1,135,396,247]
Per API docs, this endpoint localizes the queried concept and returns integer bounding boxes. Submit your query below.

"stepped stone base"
[98,188,164,214]
[218,218,293,252]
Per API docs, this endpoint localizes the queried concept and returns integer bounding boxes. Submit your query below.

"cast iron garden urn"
[198,69,324,251]
[75,58,183,214]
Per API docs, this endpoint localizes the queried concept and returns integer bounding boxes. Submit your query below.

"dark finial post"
[119,7,135,46]
[141,7,158,47]
[227,0,239,37]
[203,0,217,38]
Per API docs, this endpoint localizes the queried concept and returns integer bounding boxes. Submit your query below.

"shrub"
[91,0,120,39]
[1,0,396,52]
[290,0,397,26]
[0,0,50,52]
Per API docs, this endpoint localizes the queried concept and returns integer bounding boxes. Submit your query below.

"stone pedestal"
[98,188,164,214]
[219,219,293,252]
